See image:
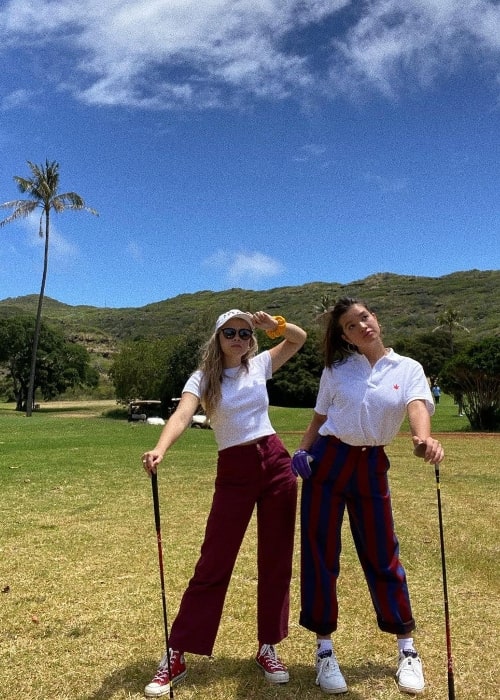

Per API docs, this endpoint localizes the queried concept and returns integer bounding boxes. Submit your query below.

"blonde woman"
[142,309,306,697]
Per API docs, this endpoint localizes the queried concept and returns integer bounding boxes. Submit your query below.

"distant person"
[141,309,306,697]
[432,383,441,404]
[291,297,444,696]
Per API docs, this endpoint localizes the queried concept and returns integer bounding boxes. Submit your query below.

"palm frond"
[53,193,98,216]
[1,199,33,209]
[18,160,61,203]
[13,176,35,195]
[0,201,39,226]
[2,160,98,227]
[56,192,85,206]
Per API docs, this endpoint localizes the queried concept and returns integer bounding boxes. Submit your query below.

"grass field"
[0,398,498,700]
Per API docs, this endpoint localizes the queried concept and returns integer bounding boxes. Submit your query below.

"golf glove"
[292,449,313,479]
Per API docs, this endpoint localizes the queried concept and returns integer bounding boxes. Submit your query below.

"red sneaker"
[144,649,187,697]
[256,644,289,684]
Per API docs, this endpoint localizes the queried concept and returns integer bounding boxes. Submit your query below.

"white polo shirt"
[182,351,275,451]
[315,349,434,446]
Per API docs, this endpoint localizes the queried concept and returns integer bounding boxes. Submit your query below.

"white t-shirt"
[315,349,434,446]
[182,351,275,451]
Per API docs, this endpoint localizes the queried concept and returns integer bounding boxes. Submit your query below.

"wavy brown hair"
[198,330,258,417]
[323,297,376,367]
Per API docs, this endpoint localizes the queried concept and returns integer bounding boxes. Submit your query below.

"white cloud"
[204,249,285,286]
[330,0,500,98]
[19,214,79,263]
[363,171,408,194]
[126,240,143,262]
[293,143,329,165]
[0,1,498,108]
[0,88,33,110]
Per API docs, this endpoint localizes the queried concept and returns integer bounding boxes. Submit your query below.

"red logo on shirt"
[393,384,400,390]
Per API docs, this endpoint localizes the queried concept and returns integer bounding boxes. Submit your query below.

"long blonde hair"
[199,330,258,417]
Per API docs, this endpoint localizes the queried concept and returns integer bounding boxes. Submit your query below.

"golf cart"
[128,399,163,422]
[168,397,211,429]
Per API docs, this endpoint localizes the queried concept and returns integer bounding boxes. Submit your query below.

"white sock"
[317,639,333,656]
[398,637,416,654]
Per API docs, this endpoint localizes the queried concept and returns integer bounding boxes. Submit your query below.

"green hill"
[0,270,498,354]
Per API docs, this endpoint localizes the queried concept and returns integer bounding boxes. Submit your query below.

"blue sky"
[0,0,498,309]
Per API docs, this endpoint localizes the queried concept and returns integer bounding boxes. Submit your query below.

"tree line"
[109,319,499,430]
[1,302,499,430]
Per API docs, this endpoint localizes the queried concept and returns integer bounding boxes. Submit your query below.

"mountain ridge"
[1,270,498,350]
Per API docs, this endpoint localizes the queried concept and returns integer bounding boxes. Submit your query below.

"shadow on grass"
[84,655,395,699]
[84,658,156,699]
[102,408,128,420]
[38,405,129,419]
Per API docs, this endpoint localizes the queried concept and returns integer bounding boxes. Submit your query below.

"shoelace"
[151,666,170,684]
[316,653,341,683]
[152,650,179,684]
[260,645,286,671]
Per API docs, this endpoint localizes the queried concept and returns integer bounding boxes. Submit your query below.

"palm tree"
[0,160,98,416]
[314,293,334,318]
[432,308,470,355]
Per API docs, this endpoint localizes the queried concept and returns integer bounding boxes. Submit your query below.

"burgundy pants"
[169,434,297,656]
[300,436,416,636]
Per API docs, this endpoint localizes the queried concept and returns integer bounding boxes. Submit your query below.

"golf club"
[434,461,455,700]
[151,471,174,700]
[413,443,455,699]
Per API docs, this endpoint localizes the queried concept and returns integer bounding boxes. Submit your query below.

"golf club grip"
[151,472,161,531]
[448,671,456,700]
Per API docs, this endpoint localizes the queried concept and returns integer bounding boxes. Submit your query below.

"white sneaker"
[396,650,425,694]
[315,651,348,694]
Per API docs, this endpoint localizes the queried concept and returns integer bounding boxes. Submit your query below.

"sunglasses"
[220,327,253,340]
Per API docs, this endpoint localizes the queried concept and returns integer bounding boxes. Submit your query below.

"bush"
[440,336,500,431]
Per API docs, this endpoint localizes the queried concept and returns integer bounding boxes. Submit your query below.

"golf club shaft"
[435,464,455,700]
[151,472,174,699]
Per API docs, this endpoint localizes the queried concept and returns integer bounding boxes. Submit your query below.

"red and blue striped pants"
[300,435,416,636]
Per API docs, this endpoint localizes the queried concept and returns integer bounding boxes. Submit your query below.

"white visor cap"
[215,309,254,332]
